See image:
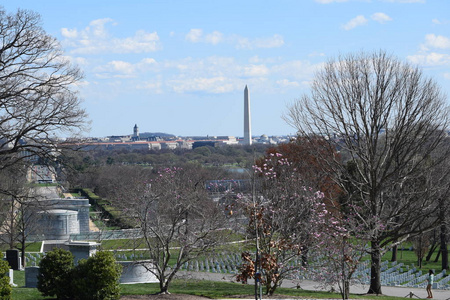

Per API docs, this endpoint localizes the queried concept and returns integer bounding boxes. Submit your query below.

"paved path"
[177,272,450,300]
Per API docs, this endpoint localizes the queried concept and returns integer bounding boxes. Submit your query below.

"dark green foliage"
[71,251,122,300]
[0,252,12,300]
[37,249,121,300]
[74,188,135,228]
[37,248,74,299]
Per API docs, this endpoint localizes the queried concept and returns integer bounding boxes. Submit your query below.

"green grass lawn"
[11,274,408,300]
[382,247,443,272]
[0,242,42,253]
[8,239,446,300]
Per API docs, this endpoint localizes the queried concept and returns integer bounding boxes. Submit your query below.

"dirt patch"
[120,294,309,299]
[120,294,211,300]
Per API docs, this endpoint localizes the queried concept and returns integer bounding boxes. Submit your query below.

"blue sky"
[3,0,450,138]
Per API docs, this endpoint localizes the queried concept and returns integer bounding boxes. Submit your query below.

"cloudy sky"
[3,0,450,138]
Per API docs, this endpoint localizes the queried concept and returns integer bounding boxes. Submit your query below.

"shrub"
[72,251,122,300]
[37,248,74,299]
[0,252,12,300]
[38,249,122,300]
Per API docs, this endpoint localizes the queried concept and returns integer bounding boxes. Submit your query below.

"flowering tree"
[237,153,328,295]
[108,165,228,294]
[309,208,369,300]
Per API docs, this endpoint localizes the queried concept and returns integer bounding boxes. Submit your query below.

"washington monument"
[243,85,252,145]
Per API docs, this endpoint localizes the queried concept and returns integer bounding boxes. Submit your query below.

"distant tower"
[133,124,139,138]
[243,85,252,145]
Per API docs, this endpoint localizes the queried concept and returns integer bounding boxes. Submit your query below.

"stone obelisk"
[243,85,252,145]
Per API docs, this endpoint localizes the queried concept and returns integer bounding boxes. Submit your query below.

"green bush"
[38,249,122,300]
[72,251,122,300]
[37,248,74,299]
[0,252,12,300]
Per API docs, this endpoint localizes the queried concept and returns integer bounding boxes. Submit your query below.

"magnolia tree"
[237,153,330,296]
[309,206,369,300]
[108,165,228,294]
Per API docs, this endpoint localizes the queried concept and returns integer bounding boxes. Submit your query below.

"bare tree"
[0,7,87,169]
[0,165,42,267]
[284,51,450,294]
[106,164,228,294]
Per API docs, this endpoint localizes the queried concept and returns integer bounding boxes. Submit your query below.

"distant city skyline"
[3,1,450,138]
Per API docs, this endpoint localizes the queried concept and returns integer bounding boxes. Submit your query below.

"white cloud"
[407,52,450,66]
[205,31,224,45]
[88,18,114,38]
[137,78,163,93]
[94,58,159,78]
[432,19,442,25]
[382,0,425,3]
[235,34,284,50]
[315,0,349,3]
[308,52,326,57]
[168,77,235,94]
[62,18,161,54]
[271,60,322,80]
[85,54,319,95]
[243,65,269,77]
[444,73,450,80]
[185,29,284,49]
[61,28,78,38]
[371,13,392,24]
[276,79,300,87]
[432,19,450,25]
[248,56,280,64]
[424,34,450,49]
[185,29,203,43]
[342,15,368,30]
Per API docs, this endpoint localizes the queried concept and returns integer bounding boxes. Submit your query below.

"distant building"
[131,124,140,141]
[27,165,57,183]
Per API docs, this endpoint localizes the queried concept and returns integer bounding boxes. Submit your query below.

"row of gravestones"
[113,253,146,261]
[176,252,450,290]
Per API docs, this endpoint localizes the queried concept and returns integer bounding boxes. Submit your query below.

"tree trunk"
[441,220,448,270]
[301,247,309,267]
[343,279,350,300]
[434,249,441,263]
[426,243,437,262]
[159,275,170,294]
[368,240,382,295]
[391,245,397,262]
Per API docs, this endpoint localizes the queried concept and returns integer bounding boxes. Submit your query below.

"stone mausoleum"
[31,198,90,240]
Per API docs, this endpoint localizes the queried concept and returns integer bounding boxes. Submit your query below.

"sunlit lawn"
[12,272,409,300]
[8,238,446,299]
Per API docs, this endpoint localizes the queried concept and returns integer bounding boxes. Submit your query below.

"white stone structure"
[243,85,252,145]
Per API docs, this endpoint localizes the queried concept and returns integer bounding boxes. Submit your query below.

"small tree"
[0,252,11,300]
[108,165,228,294]
[237,153,329,295]
[38,248,74,299]
[412,232,431,268]
[310,211,369,300]
[72,251,122,300]
[0,166,42,267]
[38,249,122,300]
